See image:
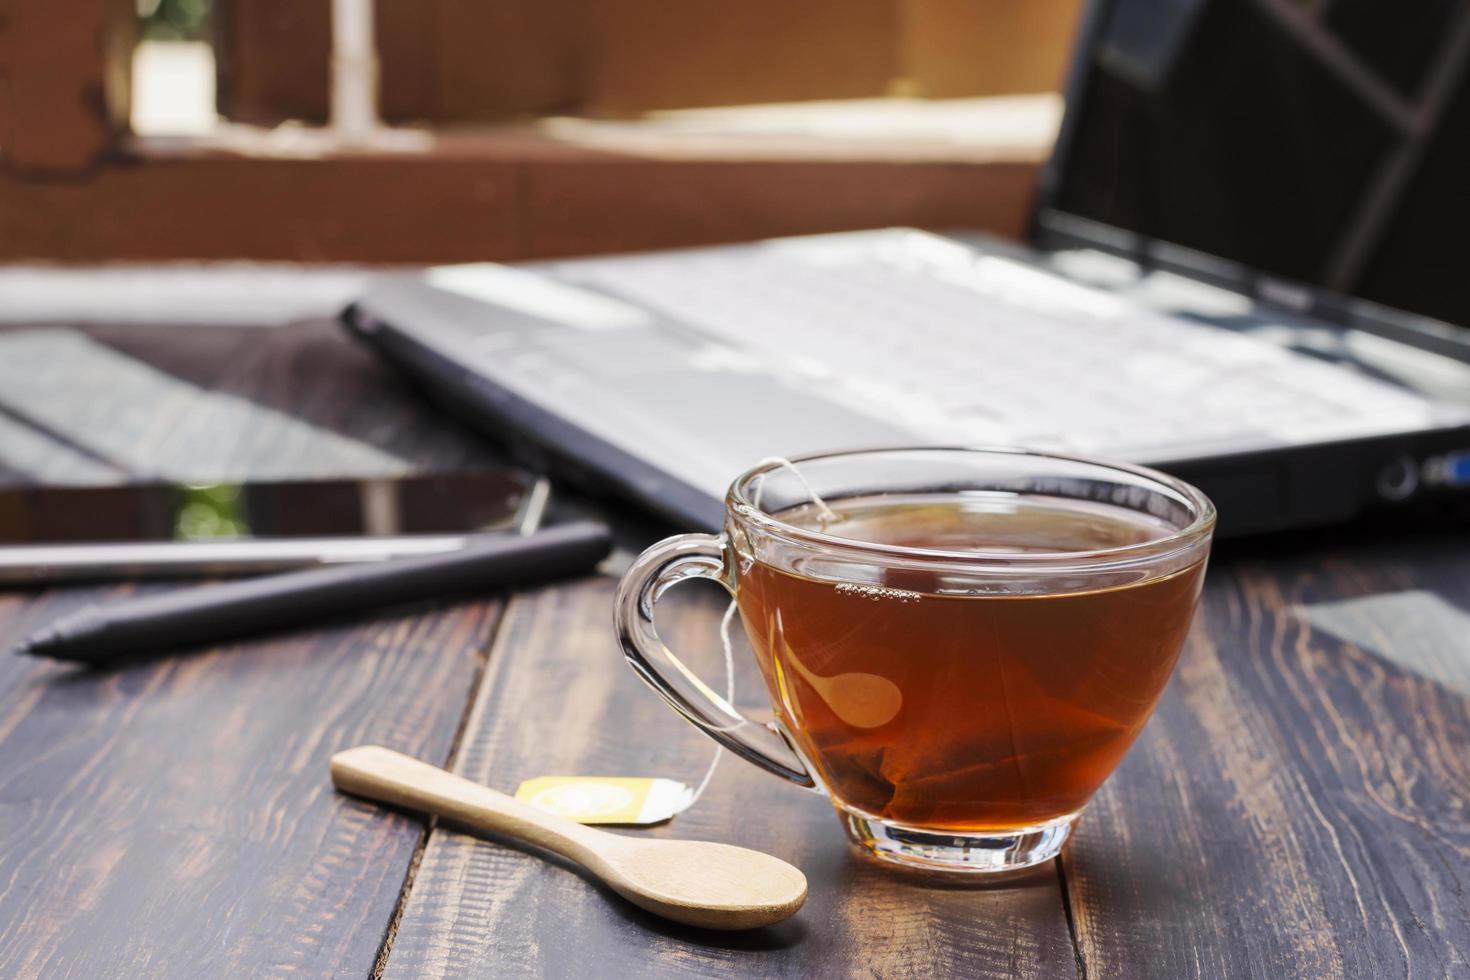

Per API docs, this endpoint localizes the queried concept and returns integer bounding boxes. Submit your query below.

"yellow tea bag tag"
[514,776,694,826]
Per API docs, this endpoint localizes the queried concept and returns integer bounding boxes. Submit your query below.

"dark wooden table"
[1,313,1467,978]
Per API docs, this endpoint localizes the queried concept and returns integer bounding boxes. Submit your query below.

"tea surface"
[736,494,1206,831]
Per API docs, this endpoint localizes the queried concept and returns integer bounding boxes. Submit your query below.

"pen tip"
[11,624,59,657]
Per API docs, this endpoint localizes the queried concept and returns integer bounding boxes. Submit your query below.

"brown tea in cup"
[736,494,1206,832]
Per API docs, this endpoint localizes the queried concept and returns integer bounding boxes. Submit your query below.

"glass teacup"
[616,447,1214,874]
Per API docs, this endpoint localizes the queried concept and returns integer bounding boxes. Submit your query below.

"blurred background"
[6,0,1468,326]
[0,0,1078,265]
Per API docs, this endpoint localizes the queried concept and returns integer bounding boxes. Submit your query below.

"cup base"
[841,807,1078,875]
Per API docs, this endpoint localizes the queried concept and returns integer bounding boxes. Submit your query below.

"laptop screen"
[1039,0,1470,328]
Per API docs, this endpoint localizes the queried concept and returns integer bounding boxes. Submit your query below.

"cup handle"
[615,533,815,788]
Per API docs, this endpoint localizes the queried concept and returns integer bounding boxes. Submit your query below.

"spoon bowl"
[594,836,808,930]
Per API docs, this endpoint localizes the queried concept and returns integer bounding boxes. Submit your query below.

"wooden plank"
[380,578,1079,978]
[220,0,897,123]
[0,155,520,263]
[0,590,500,978]
[215,0,581,126]
[1066,538,1470,978]
[522,158,1039,259]
[584,0,899,116]
[0,317,518,977]
[223,0,1085,125]
[375,0,438,124]
[377,0,583,124]
[214,0,331,126]
[900,0,1084,98]
[0,149,1037,262]
[208,0,1091,130]
[0,0,135,172]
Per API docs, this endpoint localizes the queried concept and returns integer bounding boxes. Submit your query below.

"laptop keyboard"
[556,232,1445,458]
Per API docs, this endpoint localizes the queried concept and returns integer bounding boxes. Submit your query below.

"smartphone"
[0,469,540,583]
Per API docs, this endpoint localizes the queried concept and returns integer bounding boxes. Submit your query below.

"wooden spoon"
[330,745,807,930]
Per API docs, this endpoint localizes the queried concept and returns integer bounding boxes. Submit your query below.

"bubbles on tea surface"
[833,582,921,603]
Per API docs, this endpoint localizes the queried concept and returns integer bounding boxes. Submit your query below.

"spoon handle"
[330,745,602,862]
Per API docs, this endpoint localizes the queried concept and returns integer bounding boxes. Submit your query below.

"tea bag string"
[686,456,837,809]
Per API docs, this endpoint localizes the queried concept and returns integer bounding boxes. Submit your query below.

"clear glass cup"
[615,447,1215,874]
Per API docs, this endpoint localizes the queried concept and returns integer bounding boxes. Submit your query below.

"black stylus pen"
[12,521,612,664]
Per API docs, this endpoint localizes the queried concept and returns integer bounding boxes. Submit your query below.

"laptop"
[344,0,1470,538]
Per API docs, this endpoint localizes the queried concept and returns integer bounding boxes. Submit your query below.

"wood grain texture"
[4,288,1468,977]
[0,0,134,173]
[0,316,513,977]
[522,160,1040,261]
[1066,533,1470,979]
[214,0,331,126]
[900,0,1083,98]
[0,150,1038,263]
[0,590,500,978]
[220,0,1077,125]
[583,0,898,115]
[378,0,583,123]
[379,578,1080,979]
[0,156,519,264]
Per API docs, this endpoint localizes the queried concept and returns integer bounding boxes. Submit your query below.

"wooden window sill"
[2,97,1057,263]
